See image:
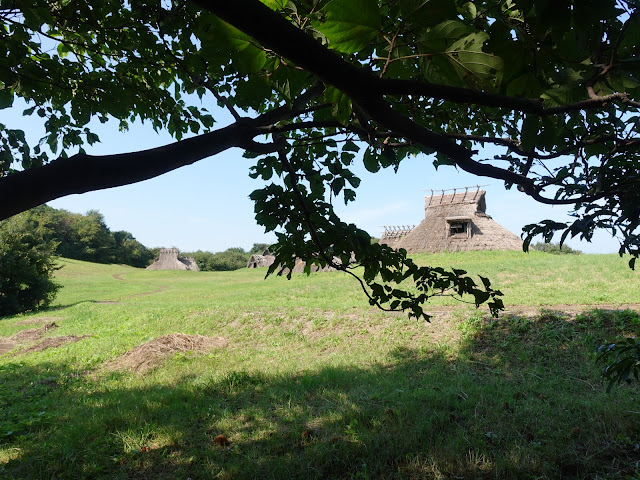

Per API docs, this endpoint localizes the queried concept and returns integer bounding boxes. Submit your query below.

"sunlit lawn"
[1,252,640,479]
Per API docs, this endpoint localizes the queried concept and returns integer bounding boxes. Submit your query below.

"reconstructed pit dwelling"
[146,248,199,271]
[380,188,523,253]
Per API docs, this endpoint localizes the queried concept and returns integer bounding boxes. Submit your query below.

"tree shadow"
[2,309,640,479]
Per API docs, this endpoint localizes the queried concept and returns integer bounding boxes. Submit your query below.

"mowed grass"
[1,252,640,479]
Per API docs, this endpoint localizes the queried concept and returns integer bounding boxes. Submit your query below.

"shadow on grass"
[2,309,640,479]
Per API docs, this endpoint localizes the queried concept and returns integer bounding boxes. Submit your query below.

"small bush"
[187,248,249,271]
[531,242,582,254]
[0,215,60,316]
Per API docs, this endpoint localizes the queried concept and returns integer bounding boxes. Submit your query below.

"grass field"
[1,251,640,479]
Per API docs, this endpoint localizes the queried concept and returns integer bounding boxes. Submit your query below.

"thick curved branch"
[0,82,326,221]
[0,122,272,220]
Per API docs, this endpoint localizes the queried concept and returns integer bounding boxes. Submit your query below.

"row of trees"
[183,243,270,271]
[17,205,155,267]
[9,205,271,272]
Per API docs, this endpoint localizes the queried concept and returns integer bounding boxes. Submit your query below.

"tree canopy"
[14,205,155,267]
[1,0,639,319]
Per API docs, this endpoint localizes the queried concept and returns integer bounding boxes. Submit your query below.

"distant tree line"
[0,206,270,315]
[181,243,270,272]
[531,242,582,255]
[13,205,155,267]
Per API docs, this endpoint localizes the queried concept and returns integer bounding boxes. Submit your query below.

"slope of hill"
[1,252,639,479]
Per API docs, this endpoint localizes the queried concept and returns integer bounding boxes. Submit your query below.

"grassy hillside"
[1,252,640,479]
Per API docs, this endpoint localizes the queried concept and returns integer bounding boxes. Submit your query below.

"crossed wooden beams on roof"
[380,225,416,239]
[422,184,489,205]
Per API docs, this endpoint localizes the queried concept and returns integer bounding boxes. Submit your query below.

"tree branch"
[0,122,270,221]
[196,0,638,116]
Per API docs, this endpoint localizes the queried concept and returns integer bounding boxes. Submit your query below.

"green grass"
[1,252,640,479]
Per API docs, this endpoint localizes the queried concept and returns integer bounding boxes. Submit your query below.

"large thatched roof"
[381,189,523,253]
[146,248,200,271]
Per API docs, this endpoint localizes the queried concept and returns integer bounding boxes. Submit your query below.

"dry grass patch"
[103,334,229,374]
[9,322,58,342]
[0,341,15,355]
[2,322,91,356]
[14,336,92,355]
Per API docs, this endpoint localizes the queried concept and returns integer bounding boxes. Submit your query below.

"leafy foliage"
[248,243,271,255]
[598,338,640,392]
[186,248,250,271]
[0,214,60,316]
[1,0,639,320]
[531,242,581,255]
[13,206,154,267]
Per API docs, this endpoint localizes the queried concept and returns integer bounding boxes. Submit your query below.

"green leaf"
[343,140,360,152]
[363,147,379,172]
[316,0,381,54]
[325,86,352,125]
[259,0,288,10]
[399,0,457,28]
[521,115,539,152]
[201,18,267,74]
[0,89,13,109]
[447,32,503,86]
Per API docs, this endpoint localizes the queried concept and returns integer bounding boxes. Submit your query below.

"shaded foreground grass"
[1,253,640,479]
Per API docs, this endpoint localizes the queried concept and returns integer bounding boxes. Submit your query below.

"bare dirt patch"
[103,334,229,374]
[0,341,16,355]
[13,335,91,355]
[15,316,61,326]
[9,322,58,342]
[2,322,91,356]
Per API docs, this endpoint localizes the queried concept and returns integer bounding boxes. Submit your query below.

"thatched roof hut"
[247,252,276,268]
[246,249,340,273]
[381,188,523,253]
[379,225,415,248]
[146,248,200,271]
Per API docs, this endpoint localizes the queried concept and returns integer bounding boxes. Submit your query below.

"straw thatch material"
[247,253,276,268]
[289,258,338,274]
[247,254,340,273]
[146,248,200,271]
[103,334,228,373]
[392,190,523,253]
[379,225,415,247]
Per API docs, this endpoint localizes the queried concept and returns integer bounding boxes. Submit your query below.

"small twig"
[379,29,400,78]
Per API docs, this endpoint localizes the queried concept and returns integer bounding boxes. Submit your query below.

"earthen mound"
[104,334,228,373]
[9,322,58,342]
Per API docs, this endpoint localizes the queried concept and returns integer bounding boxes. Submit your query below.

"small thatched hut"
[381,188,523,253]
[146,248,200,271]
[247,251,276,268]
[246,249,341,273]
[378,225,415,248]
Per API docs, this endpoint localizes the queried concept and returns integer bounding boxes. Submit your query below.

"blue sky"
[2,99,622,255]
